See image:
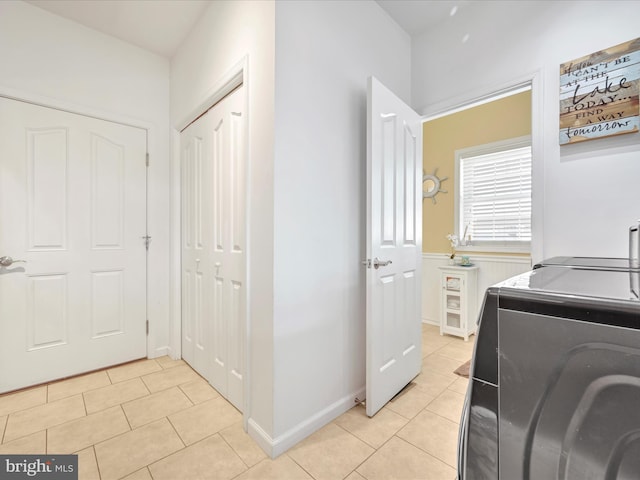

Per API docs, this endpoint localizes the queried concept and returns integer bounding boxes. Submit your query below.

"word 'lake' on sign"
[559,37,640,145]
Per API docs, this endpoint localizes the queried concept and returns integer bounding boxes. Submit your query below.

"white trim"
[240,57,252,432]
[422,319,439,327]
[169,128,182,361]
[454,244,531,255]
[175,57,246,132]
[422,252,532,264]
[420,71,536,119]
[0,84,152,132]
[248,386,366,459]
[0,83,160,363]
[529,70,545,264]
[455,135,532,159]
[247,418,275,458]
[170,55,252,430]
[151,346,170,359]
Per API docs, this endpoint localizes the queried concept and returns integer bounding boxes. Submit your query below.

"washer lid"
[500,266,640,303]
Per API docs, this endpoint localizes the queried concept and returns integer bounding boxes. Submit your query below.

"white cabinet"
[438,265,479,341]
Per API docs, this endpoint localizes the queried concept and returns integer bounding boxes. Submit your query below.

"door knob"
[0,256,26,267]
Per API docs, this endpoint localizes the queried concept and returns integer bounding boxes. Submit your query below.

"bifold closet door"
[181,86,245,411]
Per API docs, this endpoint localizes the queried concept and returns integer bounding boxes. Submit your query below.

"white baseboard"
[149,346,170,359]
[249,386,366,458]
[247,418,275,458]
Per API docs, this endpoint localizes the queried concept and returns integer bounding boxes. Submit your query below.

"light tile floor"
[0,325,474,480]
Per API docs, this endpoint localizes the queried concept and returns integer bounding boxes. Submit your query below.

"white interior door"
[366,77,423,417]
[0,97,147,393]
[181,86,245,411]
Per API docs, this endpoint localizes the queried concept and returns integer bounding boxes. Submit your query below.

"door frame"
[170,56,251,426]
[0,84,155,360]
[419,69,543,264]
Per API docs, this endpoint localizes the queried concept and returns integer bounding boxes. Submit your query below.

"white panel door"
[181,86,245,411]
[366,77,423,417]
[0,97,147,393]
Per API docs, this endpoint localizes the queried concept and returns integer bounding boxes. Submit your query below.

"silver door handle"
[0,256,26,267]
[373,258,392,269]
[362,258,393,269]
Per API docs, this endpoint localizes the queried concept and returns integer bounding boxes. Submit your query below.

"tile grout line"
[165,413,187,450]
[329,422,379,479]
[281,452,317,480]
[394,434,457,474]
[394,407,460,470]
[218,424,252,471]
[145,431,230,477]
[422,407,462,427]
[81,391,88,417]
[93,405,178,478]
[119,404,134,433]
[347,429,399,479]
[1,414,6,445]
[91,445,103,480]
[177,383,196,408]
[402,393,462,429]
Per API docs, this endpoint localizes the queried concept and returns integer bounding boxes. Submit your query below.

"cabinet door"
[442,273,461,331]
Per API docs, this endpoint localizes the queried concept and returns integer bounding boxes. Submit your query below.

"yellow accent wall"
[423,90,532,253]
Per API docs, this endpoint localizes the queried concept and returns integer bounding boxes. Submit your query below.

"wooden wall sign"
[560,37,640,145]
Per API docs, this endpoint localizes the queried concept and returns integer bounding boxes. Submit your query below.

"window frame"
[454,135,532,254]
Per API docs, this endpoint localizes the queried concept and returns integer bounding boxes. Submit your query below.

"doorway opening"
[422,82,536,259]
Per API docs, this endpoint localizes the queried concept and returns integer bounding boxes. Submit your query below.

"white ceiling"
[376,0,472,35]
[25,0,464,58]
[25,0,210,58]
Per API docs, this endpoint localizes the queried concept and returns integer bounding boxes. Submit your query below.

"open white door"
[366,77,423,417]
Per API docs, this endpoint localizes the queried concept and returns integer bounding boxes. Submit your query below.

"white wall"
[272,0,411,452]
[169,0,276,447]
[412,0,640,261]
[0,1,172,356]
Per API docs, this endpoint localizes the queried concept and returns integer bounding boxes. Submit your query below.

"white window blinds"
[459,144,532,245]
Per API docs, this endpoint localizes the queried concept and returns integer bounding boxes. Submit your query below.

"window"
[455,136,531,251]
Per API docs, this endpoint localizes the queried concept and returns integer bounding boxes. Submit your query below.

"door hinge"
[146,320,149,335]
[145,153,149,167]
[142,235,152,250]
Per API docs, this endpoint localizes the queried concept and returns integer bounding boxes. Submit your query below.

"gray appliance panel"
[465,380,498,480]
[499,309,640,480]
